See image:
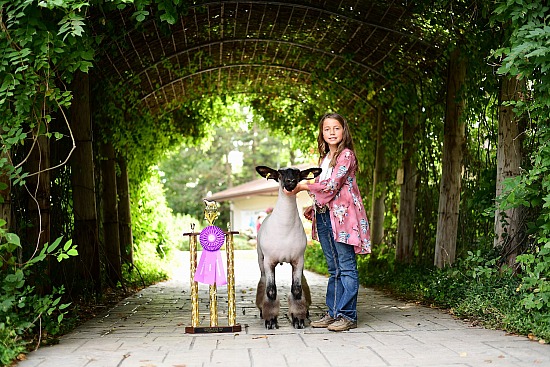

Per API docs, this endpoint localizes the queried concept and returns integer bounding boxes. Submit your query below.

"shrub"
[358,248,549,341]
[304,242,328,276]
[0,229,78,365]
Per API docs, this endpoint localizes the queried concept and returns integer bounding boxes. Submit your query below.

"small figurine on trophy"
[203,199,220,225]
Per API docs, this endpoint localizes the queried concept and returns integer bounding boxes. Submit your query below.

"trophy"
[183,200,241,333]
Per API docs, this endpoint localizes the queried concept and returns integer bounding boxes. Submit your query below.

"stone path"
[16,250,549,367]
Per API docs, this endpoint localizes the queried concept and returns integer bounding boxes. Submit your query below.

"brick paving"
[16,250,549,367]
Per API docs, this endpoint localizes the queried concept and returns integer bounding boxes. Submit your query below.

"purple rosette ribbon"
[194,225,227,285]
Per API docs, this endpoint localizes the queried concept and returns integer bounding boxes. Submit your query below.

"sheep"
[254,165,322,329]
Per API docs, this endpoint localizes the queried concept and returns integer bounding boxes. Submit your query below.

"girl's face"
[322,118,344,151]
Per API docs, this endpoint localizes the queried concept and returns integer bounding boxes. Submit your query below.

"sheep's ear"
[300,167,323,181]
[256,166,279,181]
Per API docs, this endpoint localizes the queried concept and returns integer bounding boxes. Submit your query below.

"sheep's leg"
[288,260,309,329]
[256,248,266,318]
[301,273,312,318]
[261,260,279,329]
[256,276,266,318]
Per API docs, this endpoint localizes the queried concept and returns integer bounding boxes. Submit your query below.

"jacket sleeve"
[307,149,356,206]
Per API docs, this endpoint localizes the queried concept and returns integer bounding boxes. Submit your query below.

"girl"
[285,112,371,331]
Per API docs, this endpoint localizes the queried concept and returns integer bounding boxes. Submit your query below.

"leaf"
[5,233,21,247]
[63,239,73,251]
[30,253,46,264]
[67,249,78,256]
[47,237,63,253]
[52,297,60,306]
[525,47,549,58]
[56,253,69,261]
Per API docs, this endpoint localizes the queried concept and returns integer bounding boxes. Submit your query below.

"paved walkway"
[17,250,549,367]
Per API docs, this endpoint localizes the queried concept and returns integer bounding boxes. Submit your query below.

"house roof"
[206,177,279,202]
[206,163,316,202]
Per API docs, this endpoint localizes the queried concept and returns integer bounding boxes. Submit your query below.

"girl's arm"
[307,149,356,206]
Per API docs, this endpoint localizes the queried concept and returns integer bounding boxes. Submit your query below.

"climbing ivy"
[490,0,550,319]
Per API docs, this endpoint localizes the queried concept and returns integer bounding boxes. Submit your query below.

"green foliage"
[0,0,94,187]
[304,243,328,276]
[0,229,78,365]
[359,249,549,341]
[0,2,90,362]
[516,241,550,315]
[493,124,550,324]
[128,170,181,282]
[493,1,550,91]
[491,0,550,245]
[229,235,256,251]
[486,0,550,337]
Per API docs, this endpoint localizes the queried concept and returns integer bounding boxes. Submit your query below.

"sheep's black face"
[256,165,322,190]
[279,168,301,191]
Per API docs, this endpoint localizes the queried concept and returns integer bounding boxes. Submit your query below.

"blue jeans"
[315,210,358,322]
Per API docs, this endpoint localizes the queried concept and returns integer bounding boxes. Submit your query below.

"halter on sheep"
[255,165,322,329]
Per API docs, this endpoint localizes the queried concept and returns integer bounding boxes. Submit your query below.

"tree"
[494,76,525,267]
[396,113,418,263]
[434,47,466,268]
[70,71,101,293]
[371,106,387,247]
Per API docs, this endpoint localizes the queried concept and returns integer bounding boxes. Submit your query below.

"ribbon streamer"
[194,225,227,285]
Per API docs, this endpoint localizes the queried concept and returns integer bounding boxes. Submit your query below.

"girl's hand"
[283,183,304,196]
[303,206,314,221]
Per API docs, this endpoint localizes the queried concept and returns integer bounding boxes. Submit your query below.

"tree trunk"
[494,76,525,267]
[70,71,101,293]
[371,107,386,246]
[101,141,122,286]
[0,151,11,232]
[26,130,51,292]
[396,114,417,263]
[434,47,466,268]
[117,155,133,265]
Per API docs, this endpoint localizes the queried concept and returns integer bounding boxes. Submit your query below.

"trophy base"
[185,324,242,334]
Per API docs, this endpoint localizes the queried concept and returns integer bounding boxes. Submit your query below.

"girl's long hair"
[316,112,357,168]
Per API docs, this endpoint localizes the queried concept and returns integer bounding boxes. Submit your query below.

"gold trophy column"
[226,225,237,326]
[189,224,199,327]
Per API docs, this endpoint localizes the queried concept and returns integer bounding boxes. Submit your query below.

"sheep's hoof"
[265,318,278,329]
[292,316,306,329]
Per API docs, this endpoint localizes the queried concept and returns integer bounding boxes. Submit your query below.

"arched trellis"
[90,0,449,113]
[139,64,376,112]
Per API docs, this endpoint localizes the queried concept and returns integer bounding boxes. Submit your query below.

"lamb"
[254,165,322,329]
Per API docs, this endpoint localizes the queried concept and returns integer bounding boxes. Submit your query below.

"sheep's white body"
[257,184,307,264]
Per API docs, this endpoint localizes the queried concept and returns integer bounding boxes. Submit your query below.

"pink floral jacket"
[307,148,371,254]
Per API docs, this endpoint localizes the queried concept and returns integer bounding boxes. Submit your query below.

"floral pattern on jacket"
[308,148,371,254]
